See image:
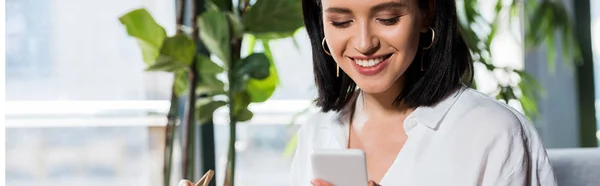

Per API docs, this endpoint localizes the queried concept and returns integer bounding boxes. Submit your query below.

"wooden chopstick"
[195,169,215,186]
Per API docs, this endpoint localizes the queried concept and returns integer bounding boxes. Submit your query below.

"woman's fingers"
[310,179,378,186]
[178,180,194,186]
[311,179,333,186]
[368,180,381,186]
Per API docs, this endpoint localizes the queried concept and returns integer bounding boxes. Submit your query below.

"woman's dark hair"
[302,0,473,112]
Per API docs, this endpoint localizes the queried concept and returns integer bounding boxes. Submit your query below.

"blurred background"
[4,0,600,186]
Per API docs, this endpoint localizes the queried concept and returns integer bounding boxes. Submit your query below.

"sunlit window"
[591,0,600,144]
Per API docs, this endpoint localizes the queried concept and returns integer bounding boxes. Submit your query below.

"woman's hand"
[178,180,194,186]
[311,179,380,186]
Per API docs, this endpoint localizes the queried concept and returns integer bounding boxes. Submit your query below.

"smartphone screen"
[310,149,369,186]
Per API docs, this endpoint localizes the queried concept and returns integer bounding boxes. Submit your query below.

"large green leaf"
[246,34,258,55]
[233,92,251,118]
[161,33,196,65]
[146,34,196,72]
[246,42,279,102]
[236,53,271,80]
[197,9,231,63]
[246,67,278,102]
[227,13,245,39]
[196,74,226,97]
[145,55,187,72]
[237,109,254,122]
[242,0,304,34]
[196,100,227,123]
[197,55,224,74]
[230,92,253,122]
[174,70,189,96]
[253,31,296,40]
[197,77,225,97]
[209,0,232,11]
[196,55,226,96]
[119,9,167,64]
[137,41,162,65]
[262,40,279,83]
[230,75,247,93]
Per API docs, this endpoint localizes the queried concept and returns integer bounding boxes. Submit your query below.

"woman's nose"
[353,25,380,54]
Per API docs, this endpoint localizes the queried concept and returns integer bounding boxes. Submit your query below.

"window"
[5,1,313,186]
[591,0,600,144]
[6,0,175,186]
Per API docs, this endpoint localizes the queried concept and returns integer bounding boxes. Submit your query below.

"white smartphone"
[311,149,368,186]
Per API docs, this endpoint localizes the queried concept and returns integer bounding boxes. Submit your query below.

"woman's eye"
[330,20,352,28]
[377,16,400,25]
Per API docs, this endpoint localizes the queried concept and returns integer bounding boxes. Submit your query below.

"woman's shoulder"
[439,87,534,141]
[452,87,529,125]
[301,110,337,128]
[444,88,555,184]
[294,110,335,138]
[455,88,547,144]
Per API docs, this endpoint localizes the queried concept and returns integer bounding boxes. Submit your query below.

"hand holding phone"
[311,179,381,186]
[311,149,378,186]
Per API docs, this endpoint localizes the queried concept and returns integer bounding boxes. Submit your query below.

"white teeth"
[354,57,385,67]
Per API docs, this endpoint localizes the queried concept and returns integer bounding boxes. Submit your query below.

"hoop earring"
[321,38,332,56]
[422,27,435,50]
[322,38,340,77]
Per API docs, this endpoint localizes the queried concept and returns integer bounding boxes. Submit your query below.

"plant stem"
[176,0,184,33]
[224,23,244,186]
[237,0,249,13]
[223,1,249,185]
[224,39,242,186]
[165,0,184,185]
[163,88,179,186]
[225,94,236,186]
[182,0,200,180]
[182,66,198,180]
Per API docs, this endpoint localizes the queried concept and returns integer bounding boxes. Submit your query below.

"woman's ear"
[420,0,436,33]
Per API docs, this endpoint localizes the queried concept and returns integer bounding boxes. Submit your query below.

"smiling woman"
[292,0,556,185]
[307,0,472,112]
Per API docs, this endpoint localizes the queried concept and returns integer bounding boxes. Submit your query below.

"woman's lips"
[349,54,393,76]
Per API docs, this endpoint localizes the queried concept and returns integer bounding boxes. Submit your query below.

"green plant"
[119,0,304,185]
[459,0,581,119]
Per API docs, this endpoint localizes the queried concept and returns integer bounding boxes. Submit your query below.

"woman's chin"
[356,83,392,94]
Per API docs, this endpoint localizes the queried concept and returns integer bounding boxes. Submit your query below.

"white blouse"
[290,86,556,186]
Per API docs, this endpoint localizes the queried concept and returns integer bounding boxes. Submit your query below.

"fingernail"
[179,180,191,186]
[311,180,321,186]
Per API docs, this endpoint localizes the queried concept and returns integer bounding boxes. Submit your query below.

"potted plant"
[118,0,304,185]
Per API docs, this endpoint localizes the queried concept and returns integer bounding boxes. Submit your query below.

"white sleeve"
[290,114,318,186]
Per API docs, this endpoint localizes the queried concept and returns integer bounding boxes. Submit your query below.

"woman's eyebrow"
[325,7,352,14]
[370,2,408,12]
[324,1,407,14]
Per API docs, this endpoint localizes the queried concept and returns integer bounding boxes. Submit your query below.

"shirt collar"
[333,85,467,130]
[409,85,467,130]
[323,86,466,148]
